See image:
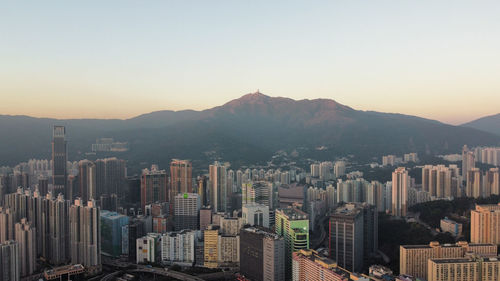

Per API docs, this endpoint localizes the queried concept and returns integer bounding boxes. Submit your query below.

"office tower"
[37,176,49,197]
[52,126,67,196]
[209,162,228,213]
[14,219,36,276]
[70,199,101,273]
[275,207,309,280]
[95,157,126,198]
[310,163,320,178]
[392,167,409,217]
[242,203,269,228]
[400,241,497,279]
[140,165,168,211]
[0,241,20,281]
[199,207,212,231]
[100,210,129,257]
[240,227,285,281]
[471,204,500,244]
[127,220,144,262]
[161,230,197,265]
[292,249,355,281]
[0,207,16,243]
[170,159,193,198]
[174,193,201,231]
[462,145,476,180]
[218,235,239,266]
[467,168,483,198]
[197,176,208,206]
[48,193,71,265]
[440,218,463,237]
[486,168,500,196]
[136,233,161,264]
[78,160,96,202]
[204,225,219,268]
[329,203,377,272]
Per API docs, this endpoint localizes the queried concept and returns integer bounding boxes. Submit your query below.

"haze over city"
[2,1,500,124]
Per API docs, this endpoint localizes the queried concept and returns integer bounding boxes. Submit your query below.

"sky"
[1,1,499,125]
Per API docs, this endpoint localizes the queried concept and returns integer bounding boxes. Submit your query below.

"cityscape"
[2,2,500,281]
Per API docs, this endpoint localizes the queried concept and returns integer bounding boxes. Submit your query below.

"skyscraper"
[52,126,67,196]
[466,168,482,198]
[100,210,129,257]
[174,193,200,231]
[170,159,193,198]
[0,240,20,281]
[70,198,101,274]
[48,193,71,265]
[471,204,500,245]
[14,218,36,276]
[140,165,168,211]
[95,157,126,198]
[78,160,96,202]
[240,227,285,281]
[209,162,228,213]
[462,145,475,181]
[275,207,309,280]
[392,167,409,217]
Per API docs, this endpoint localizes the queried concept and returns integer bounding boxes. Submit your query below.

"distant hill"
[462,114,500,136]
[1,92,499,172]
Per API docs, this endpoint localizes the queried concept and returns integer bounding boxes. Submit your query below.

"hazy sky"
[1,1,499,124]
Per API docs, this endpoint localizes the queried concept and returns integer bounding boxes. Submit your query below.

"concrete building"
[334,161,346,178]
[218,235,239,266]
[199,207,212,231]
[422,165,460,198]
[471,204,500,244]
[240,227,285,281]
[136,233,161,264]
[0,241,20,281]
[170,159,193,198]
[69,199,101,273]
[392,167,409,217]
[140,165,168,211]
[428,255,500,281]
[292,249,363,281]
[161,230,198,265]
[329,203,377,272]
[95,157,126,199]
[204,225,219,268]
[209,162,228,213]
[400,241,497,279]
[100,210,129,257]
[485,168,500,196]
[78,160,96,203]
[174,193,200,231]
[14,219,36,276]
[275,207,309,280]
[467,168,483,198]
[440,218,463,237]
[462,145,476,180]
[242,203,269,228]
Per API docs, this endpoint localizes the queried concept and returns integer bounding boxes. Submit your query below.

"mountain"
[1,92,499,172]
[462,114,500,136]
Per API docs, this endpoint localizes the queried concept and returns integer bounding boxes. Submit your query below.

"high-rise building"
[199,207,212,231]
[392,167,409,217]
[292,249,357,281]
[0,241,20,281]
[467,168,483,198]
[0,207,16,243]
[218,235,239,266]
[428,255,500,281]
[209,162,228,213]
[334,161,346,178]
[100,210,129,257]
[140,165,168,211]
[310,164,320,178]
[242,203,269,228]
[136,233,161,264]
[197,176,208,207]
[52,126,67,196]
[69,198,101,273]
[161,230,197,265]
[170,159,193,198]
[275,207,309,280]
[462,145,476,180]
[37,176,49,197]
[47,193,71,265]
[471,204,500,244]
[422,165,460,198]
[400,241,497,279]
[127,220,144,262]
[14,218,36,277]
[485,168,500,196]
[204,225,219,268]
[95,157,126,198]
[174,193,200,231]
[240,227,285,281]
[329,202,377,272]
[78,160,96,203]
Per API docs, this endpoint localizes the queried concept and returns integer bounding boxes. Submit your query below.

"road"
[131,265,205,281]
